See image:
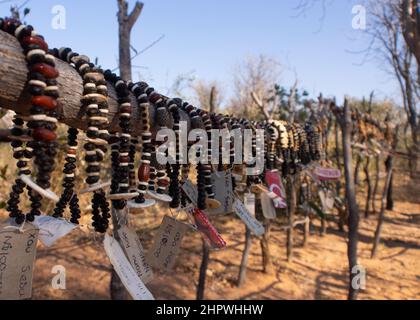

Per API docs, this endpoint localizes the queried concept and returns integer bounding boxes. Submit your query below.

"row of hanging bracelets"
[0,17,327,249]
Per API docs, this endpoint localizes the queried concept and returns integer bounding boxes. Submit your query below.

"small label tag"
[233,199,265,237]
[103,234,154,300]
[315,166,341,181]
[0,225,39,300]
[244,193,255,217]
[260,192,277,219]
[319,190,335,213]
[146,216,189,272]
[192,208,227,250]
[208,171,233,215]
[265,170,287,208]
[117,226,154,284]
[32,216,77,247]
[182,179,198,205]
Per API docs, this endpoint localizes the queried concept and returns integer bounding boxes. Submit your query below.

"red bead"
[149,93,162,104]
[31,96,57,110]
[32,128,57,142]
[22,36,48,52]
[30,63,59,79]
[138,163,150,182]
[119,156,129,163]
[158,178,169,187]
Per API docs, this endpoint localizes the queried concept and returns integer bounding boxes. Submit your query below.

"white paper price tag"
[233,199,265,237]
[0,225,39,300]
[181,179,198,205]
[117,226,154,284]
[244,193,255,217]
[32,216,77,247]
[104,234,154,300]
[260,192,277,220]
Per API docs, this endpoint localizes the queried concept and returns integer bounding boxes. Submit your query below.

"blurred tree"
[227,54,281,120]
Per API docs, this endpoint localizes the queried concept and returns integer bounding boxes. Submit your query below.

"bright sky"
[1,0,400,106]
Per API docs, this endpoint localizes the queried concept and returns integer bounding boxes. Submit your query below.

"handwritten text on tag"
[0,225,39,300]
[209,171,233,215]
[103,234,154,300]
[117,226,154,284]
[146,216,189,272]
[233,199,265,237]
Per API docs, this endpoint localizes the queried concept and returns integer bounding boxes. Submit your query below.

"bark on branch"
[0,30,189,135]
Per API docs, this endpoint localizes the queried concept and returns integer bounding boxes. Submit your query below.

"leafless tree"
[110,0,144,301]
[367,0,419,170]
[117,0,144,81]
[193,80,223,113]
[228,55,281,119]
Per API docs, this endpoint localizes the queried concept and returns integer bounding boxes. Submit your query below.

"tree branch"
[251,91,270,121]
[0,30,187,136]
[128,1,144,31]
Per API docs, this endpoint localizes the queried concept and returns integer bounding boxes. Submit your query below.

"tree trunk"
[117,0,144,81]
[334,121,342,196]
[287,175,296,262]
[109,207,131,300]
[237,226,252,287]
[371,156,380,214]
[340,98,360,300]
[111,0,145,301]
[197,239,210,300]
[364,157,372,218]
[386,170,394,211]
[303,210,310,246]
[371,156,394,258]
[260,220,273,273]
[354,154,362,186]
[209,86,217,113]
[255,201,273,273]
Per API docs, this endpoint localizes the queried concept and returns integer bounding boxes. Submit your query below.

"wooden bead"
[137,163,150,182]
[31,95,57,110]
[32,128,57,142]
[22,36,48,52]
[157,178,169,187]
[30,63,59,79]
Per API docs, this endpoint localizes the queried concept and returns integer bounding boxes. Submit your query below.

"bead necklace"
[167,98,183,209]
[53,127,81,224]
[128,82,155,209]
[51,47,110,233]
[1,18,60,224]
[198,110,215,199]
[148,90,172,203]
[104,70,139,209]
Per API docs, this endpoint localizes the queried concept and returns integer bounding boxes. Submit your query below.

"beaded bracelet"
[128,81,156,209]
[147,89,172,203]
[104,71,139,209]
[167,98,182,209]
[53,127,82,224]
[183,102,208,211]
[198,109,215,199]
[50,47,111,233]
[1,18,60,224]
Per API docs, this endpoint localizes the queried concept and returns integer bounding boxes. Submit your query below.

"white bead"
[29,80,46,88]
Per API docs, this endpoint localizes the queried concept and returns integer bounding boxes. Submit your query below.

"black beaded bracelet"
[53,127,81,224]
[128,81,156,209]
[104,70,139,209]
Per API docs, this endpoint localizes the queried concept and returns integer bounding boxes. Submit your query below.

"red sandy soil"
[1,171,418,300]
